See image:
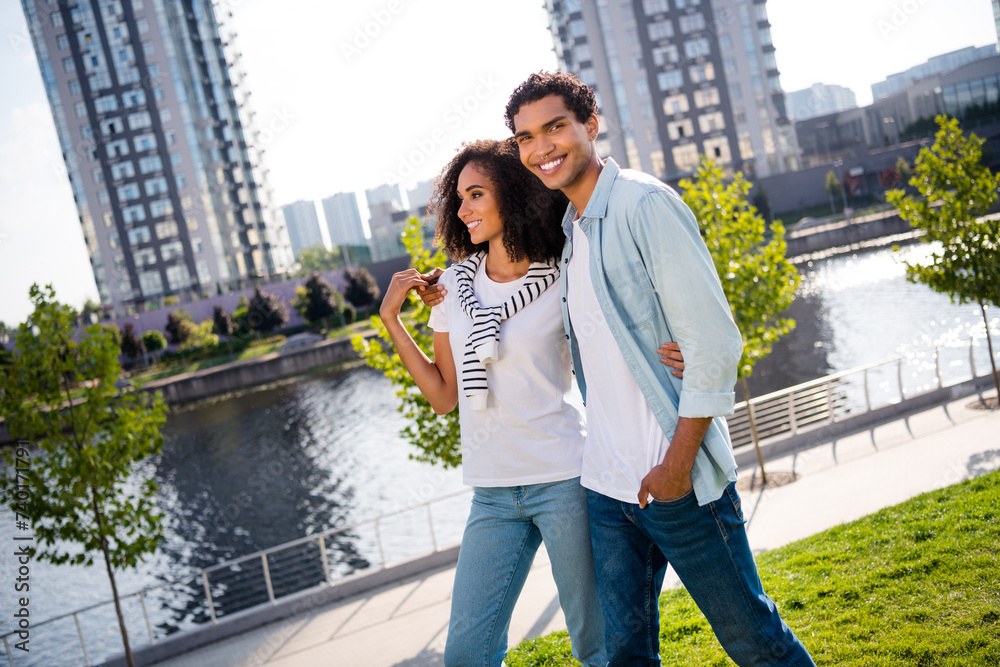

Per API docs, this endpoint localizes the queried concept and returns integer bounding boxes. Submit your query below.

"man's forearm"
[637,416,712,507]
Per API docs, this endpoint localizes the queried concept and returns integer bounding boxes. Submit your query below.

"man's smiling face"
[512,94,600,193]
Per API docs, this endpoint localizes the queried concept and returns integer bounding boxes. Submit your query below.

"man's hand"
[637,457,693,509]
[658,341,684,378]
[416,267,446,306]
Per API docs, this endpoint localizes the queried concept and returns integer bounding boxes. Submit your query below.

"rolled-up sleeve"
[630,189,743,418]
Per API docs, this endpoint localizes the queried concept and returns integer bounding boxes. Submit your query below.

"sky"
[0,0,996,325]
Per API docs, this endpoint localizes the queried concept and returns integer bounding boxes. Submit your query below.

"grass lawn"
[507,471,1000,666]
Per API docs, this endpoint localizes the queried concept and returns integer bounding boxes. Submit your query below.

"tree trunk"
[979,299,1000,402]
[740,376,767,484]
[92,491,136,667]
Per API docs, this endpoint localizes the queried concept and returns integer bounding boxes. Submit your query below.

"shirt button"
[562,297,566,302]
[565,335,570,340]
[564,258,569,264]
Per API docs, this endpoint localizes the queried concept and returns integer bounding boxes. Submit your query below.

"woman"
[379,139,682,666]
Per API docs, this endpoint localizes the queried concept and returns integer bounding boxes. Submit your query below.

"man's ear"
[585,113,600,141]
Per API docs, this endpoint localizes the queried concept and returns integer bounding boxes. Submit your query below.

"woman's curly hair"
[431,138,568,264]
[504,71,598,133]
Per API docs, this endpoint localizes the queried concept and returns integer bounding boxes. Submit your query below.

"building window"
[139,155,163,174]
[698,111,725,133]
[175,172,186,188]
[738,131,754,159]
[719,34,732,50]
[652,44,679,66]
[159,107,172,123]
[139,271,163,296]
[150,199,173,217]
[679,13,706,33]
[648,19,673,40]
[160,241,184,262]
[166,264,191,291]
[134,248,157,267]
[636,78,650,96]
[643,0,669,15]
[703,136,732,163]
[657,69,683,91]
[144,176,169,196]
[569,19,586,38]
[62,56,75,73]
[108,231,119,249]
[156,220,179,239]
[107,139,129,158]
[667,118,694,140]
[153,86,164,102]
[67,79,81,95]
[128,111,152,130]
[768,74,782,92]
[95,94,118,112]
[92,168,103,184]
[122,204,146,223]
[99,117,124,135]
[123,90,146,107]
[136,18,149,34]
[733,106,747,124]
[118,183,141,201]
[574,43,592,63]
[758,27,773,46]
[663,93,690,115]
[683,37,711,59]
[142,41,154,57]
[110,161,135,180]
[729,83,742,100]
[147,62,160,76]
[97,189,110,204]
[689,62,715,83]
[128,226,152,245]
[133,133,157,151]
[74,101,87,118]
[51,12,63,27]
[693,87,721,108]
[170,152,182,166]
[676,0,701,6]
[650,150,666,178]
[672,143,699,172]
[57,34,69,50]
[103,212,114,228]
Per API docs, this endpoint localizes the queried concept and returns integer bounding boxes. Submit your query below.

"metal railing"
[0,488,473,667]
[729,334,996,450]
[3,332,996,666]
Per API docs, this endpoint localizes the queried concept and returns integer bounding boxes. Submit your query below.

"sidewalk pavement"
[152,393,1000,667]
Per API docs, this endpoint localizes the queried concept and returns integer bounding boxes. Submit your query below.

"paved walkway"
[153,393,1000,667]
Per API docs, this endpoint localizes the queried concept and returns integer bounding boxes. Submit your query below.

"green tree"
[343,266,382,311]
[101,323,122,350]
[247,286,288,334]
[680,157,801,482]
[293,273,342,329]
[352,218,462,467]
[81,298,102,322]
[0,285,167,667]
[212,305,233,338]
[164,309,196,346]
[179,320,219,352]
[296,244,345,276]
[886,115,1000,400]
[824,169,841,214]
[141,330,166,359]
[120,322,142,360]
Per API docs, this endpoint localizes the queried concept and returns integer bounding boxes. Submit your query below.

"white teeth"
[466,220,481,230]
[540,157,564,171]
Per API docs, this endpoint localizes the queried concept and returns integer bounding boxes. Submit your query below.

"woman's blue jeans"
[587,482,816,667]
[444,477,606,667]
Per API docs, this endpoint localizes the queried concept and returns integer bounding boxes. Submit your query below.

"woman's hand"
[658,342,685,378]
[380,269,429,320]
[416,267,447,307]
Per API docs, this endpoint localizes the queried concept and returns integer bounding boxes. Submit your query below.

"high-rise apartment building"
[320,191,366,247]
[281,200,323,257]
[364,183,405,212]
[21,0,292,315]
[545,0,798,181]
[871,45,998,100]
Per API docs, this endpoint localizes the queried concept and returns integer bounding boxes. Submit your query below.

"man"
[504,71,815,666]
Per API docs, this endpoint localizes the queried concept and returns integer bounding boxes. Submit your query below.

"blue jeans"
[445,477,606,667]
[587,483,815,667]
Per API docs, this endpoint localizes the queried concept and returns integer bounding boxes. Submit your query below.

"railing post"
[970,335,977,378]
[934,346,942,387]
[73,612,91,666]
[139,590,156,645]
[863,368,872,411]
[3,636,15,667]
[374,517,386,566]
[826,380,834,421]
[318,535,333,585]
[202,572,218,623]
[787,392,797,434]
[261,554,276,603]
[426,503,438,551]
[897,357,905,400]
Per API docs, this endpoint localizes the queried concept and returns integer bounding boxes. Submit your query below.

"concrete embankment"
[785,209,915,259]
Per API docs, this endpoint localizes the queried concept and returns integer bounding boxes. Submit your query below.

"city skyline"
[1,0,996,324]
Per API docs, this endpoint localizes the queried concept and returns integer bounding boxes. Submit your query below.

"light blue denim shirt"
[560,158,743,505]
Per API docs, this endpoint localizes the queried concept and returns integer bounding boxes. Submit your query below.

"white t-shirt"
[428,258,586,487]
[566,218,671,503]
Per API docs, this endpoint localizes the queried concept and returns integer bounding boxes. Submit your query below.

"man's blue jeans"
[587,483,815,667]
[445,478,606,667]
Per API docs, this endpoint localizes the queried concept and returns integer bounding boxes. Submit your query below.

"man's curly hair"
[431,138,568,264]
[504,71,598,133]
